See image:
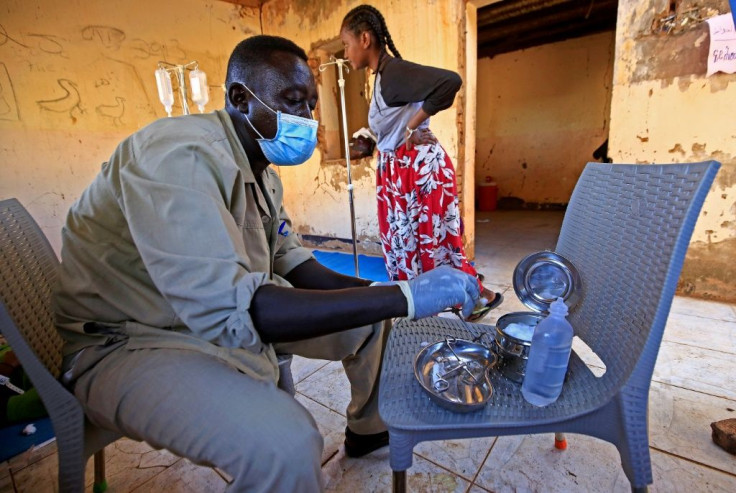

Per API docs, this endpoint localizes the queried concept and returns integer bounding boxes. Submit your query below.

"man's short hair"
[226,35,308,87]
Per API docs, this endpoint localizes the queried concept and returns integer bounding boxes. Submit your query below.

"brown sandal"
[466,292,504,322]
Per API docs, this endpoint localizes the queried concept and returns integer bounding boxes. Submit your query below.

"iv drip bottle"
[521,297,573,407]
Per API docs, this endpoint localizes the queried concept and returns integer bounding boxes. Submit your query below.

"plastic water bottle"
[521,297,573,406]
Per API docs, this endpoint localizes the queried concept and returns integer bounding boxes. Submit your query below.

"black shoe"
[344,427,389,458]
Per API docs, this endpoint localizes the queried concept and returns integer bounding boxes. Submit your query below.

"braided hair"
[341,4,401,59]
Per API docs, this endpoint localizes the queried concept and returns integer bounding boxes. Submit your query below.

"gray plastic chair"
[378,161,721,493]
[0,197,297,491]
[0,198,120,492]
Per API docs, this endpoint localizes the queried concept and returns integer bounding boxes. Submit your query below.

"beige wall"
[0,0,262,253]
[475,31,615,206]
[610,0,736,301]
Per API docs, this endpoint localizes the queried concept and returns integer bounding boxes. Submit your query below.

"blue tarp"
[312,250,388,282]
[0,417,54,462]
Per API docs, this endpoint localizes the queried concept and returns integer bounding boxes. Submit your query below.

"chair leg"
[277,355,296,396]
[54,419,87,493]
[93,449,108,493]
[615,394,653,490]
[554,432,568,450]
[392,470,406,493]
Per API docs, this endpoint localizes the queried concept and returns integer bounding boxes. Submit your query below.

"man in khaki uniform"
[55,35,481,492]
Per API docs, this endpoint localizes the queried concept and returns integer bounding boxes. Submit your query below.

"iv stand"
[157,61,199,115]
[319,57,360,277]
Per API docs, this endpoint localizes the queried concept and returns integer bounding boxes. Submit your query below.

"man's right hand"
[405,266,480,320]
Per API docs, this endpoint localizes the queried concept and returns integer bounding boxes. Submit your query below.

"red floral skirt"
[376,142,481,286]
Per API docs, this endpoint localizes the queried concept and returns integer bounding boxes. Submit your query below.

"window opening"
[313,42,370,162]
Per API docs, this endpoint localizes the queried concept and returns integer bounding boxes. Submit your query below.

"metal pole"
[320,58,360,277]
[175,65,191,115]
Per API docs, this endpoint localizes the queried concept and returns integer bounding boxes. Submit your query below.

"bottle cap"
[549,297,569,316]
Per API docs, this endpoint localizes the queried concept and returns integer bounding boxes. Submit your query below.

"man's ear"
[228,83,249,113]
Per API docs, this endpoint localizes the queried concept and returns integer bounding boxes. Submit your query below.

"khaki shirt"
[55,110,313,383]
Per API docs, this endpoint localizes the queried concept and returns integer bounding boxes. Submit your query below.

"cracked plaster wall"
[0,0,262,253]
[610,0,736,301]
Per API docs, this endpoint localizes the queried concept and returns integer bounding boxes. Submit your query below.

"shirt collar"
[216,109,257,184]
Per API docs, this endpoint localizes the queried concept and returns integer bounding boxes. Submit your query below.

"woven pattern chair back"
[555,162,719,396]
[0,198,63,379]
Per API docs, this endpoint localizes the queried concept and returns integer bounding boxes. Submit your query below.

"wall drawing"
[0,23,31,50]
[129,38,187,61]
[26,33,66,57]
[36,78,84,121]
[2,24,67,57]
[0,63,20,121]
[96,96,125,126]
[81,25,126,50]
[103,55,158,118]
[1,19,210,128]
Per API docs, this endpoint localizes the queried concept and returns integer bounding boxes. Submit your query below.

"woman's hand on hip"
[405,127,437,151]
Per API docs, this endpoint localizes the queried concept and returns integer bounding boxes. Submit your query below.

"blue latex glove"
[373,266,480,320]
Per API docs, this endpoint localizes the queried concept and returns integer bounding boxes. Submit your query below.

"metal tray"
[414,337,497,412]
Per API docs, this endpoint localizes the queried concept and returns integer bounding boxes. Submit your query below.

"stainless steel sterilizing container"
[494,250,581,383]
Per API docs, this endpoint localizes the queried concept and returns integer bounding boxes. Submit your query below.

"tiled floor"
[3,210,736,492]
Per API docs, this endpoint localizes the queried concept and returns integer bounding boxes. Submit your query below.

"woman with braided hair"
[340,4,502,321]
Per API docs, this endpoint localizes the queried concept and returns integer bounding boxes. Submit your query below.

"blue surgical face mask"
[242,85,318,166]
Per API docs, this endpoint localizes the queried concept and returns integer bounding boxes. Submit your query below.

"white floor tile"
[474,433,627,492]
[670,296,736,322]
[648,381,736,475]
[414,436,497,482]
[295,393,348,464]
[296,361,351,416]
[323,446,471,493]
[290,355,331,384]
[648,448,736,492]
[128,457,226,492]
[653,341,736,400]
[662,311,736,354]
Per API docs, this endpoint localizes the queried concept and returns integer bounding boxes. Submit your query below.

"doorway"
[474,0,618,211]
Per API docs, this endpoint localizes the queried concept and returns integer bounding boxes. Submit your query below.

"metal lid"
[512,250,581,313]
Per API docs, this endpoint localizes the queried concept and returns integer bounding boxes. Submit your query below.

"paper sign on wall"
[706,13,736,76]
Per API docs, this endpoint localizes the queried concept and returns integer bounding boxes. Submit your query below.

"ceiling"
[477,0,619,58]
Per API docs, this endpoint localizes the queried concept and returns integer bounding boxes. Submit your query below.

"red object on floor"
[477,176,498,211]
[554,436,568,450]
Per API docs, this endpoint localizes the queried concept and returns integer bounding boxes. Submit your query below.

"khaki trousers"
[72,320,390,493]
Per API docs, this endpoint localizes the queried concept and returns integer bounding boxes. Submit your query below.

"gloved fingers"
[406,266,483,320]
[459,273,482,318]
[459,293,476,319]
[458,270,481,301]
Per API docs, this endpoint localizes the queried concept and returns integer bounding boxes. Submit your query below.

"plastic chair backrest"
[555,162,719,395]
[0,198,63,378]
